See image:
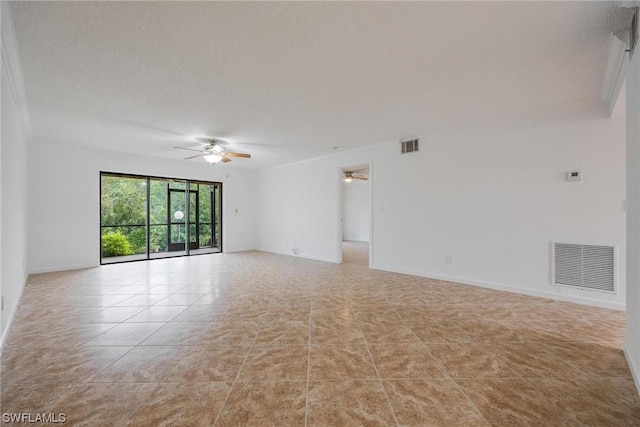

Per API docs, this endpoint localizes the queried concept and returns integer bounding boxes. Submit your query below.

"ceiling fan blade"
[352,175,368,180]
[352,168,370,174]
[224,152,251,158]
[184,153,205,160]
[221,156,232,163]
[174,146,203,153]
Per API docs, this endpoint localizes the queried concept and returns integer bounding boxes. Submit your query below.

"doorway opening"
[340,163,371,267]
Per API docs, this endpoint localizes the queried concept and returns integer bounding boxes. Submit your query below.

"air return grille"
[552,243,616,293]
[401,138,419,154]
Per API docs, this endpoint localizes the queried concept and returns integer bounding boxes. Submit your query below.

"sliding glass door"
[167,182,188,254]
[100,173,222,264]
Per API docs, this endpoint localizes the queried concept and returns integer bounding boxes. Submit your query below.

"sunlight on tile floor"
[2,242,638,426]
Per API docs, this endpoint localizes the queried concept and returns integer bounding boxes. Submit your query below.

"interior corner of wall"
[624,343,640,395]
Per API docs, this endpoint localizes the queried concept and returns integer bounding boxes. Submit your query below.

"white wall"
[257,101,626,309]
[343,179,370,242]
[256,160,343,262]
[625,38,640,390]
[27,141,257,273]
[1,3,30,346]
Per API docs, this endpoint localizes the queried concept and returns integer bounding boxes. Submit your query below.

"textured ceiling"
[9,1,633,169]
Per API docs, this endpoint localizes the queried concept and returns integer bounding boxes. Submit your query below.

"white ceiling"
[9,1,633,169]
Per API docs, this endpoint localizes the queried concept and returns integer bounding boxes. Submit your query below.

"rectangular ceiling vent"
[401,138,419,154]
[552,243,616,293]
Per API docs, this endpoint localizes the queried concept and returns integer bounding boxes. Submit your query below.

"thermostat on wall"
[567,171,582,182]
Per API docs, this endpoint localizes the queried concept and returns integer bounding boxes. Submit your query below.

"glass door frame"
[100,171,223,265]
[167,187,189,253]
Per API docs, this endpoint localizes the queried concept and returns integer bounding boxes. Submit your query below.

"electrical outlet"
[567,171,582,182]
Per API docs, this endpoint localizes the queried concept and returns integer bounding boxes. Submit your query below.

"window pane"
[169,180,186,190]
[189,224,197,244]
[100,175,147,226]
[170,193,186,222]
[100,174,147,260]
[199,185,212,223]
[101,226,147,257]
[149,179,168,225]
[189,191,197,223]
[171,224,185,244]
[199,225,212,248]
[149,225,168,253]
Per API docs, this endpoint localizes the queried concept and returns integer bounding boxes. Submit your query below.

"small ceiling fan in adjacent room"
[343,171,368,182]
[174,139,251,164]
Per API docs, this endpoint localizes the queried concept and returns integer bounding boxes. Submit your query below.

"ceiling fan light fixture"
[343,170,368,182]
[203,153,223,164]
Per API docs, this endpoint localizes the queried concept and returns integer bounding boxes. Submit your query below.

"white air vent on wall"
[401,138,419,154]
[552,242,616,293]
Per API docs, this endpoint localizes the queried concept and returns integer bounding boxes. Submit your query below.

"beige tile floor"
[2,241,639,426]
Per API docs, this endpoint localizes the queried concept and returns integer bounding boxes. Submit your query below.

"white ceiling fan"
[174,139,251,164]
[344,171,368,182]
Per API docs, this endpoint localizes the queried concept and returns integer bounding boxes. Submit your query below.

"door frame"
[337,160,373,267]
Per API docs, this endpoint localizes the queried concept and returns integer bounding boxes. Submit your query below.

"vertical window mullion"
[186,181,190,256]
[146,176,150,260]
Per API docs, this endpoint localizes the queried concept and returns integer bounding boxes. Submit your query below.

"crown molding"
[1,2,31,138]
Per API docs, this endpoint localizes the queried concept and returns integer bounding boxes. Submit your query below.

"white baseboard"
[624,343,640,395]
[255,247,340,264]
[370,263,625,311]
[223,246,258,253]
[28,262,98,275]
[0,274,27,355]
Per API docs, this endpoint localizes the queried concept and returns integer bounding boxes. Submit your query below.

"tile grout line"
[402,305,508,427]
[395,305,491,424]
[450,379,494,427]
[79,290,181,381]
[32,282,201,415]
[84,345,137,383]
[7,246,635,425]
[211,318,265,427]
[350,307,400,427]
[304,301,312,427]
